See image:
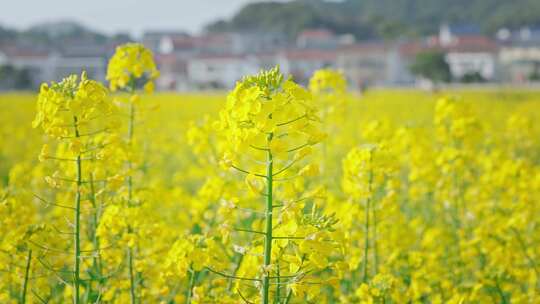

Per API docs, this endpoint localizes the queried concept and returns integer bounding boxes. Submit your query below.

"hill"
[205,0,540,39]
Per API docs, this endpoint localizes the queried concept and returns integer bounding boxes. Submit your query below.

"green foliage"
[0,21,131,54]
[410,51,451,83]
[461,72,486,83]
[0,65,33,90]
[206,0,540,40]
[529,61,540,81]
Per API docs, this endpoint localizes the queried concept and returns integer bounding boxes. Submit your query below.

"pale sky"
[0,0,275,37]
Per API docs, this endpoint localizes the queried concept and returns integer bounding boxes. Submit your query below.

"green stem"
[274,264,280,304]
[127,88,137,304]
[73,116,82,304]
[186,267,197,304]
[20,249,32,304]
[373,201,378,276]
[362,153,373,284]
[495,277,508,304]
[284,288,293,304]
[361,197,370,284]
[128,247,136,304]
[89,175,103,294]
[228,254,244,291]
[262,145,274,304]
[128,100,135,203]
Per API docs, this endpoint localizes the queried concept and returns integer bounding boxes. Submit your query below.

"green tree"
[205,0,540,40]
[461,71,486,83]
[410,51,451,83]
[529,61,540,81]
[0,65,33,90]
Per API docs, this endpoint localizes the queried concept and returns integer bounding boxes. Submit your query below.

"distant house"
[277,49,337,84]
[297,29,338,49]
[444,37,498,81]
[395,40,439,85]
[2,47,53,87]
[158,35,197,57]
[189,32,287,56]
[155,53,189,91]
[236,32,288,54]
[439,24,482,47]
[336,42,394,88]
[49,43,109,82]
[147,34,197,90]
[142,31,190,54]
[399,25,498,83]
[498,27,540,82]
[49,55,106,82]
[152,32,288,90]
[438,24,498,81]
[187,54,259,89]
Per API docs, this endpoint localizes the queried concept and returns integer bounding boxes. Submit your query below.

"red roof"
[297,29,334,39]
[2,46,50,59]
[168,37,197,49]
[282,49,337,61]
[446,36,498,53]
[398,41,440,57]
[155,53,179,64]
[398,35,497,57]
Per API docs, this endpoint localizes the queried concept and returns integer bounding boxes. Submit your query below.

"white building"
[187,54,259,89]
[497,27,540,82]
[4,49,54,87]
[336,42,393,88]
[437,25,498,81]
[277,49,337,84]
[48,54,106,82]
[446,51,496,80]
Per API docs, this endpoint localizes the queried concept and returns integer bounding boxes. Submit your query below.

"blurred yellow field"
[2,45,540,304]
[2,88,538,180]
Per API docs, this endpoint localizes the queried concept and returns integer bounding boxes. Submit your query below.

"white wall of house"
[499,46,540,63]
[187,56,259,88]
[445,52,496,80]
[49,56,106,82]
[276,53,335,84]
[8,55,55,86]
[498,46,540,82]
[336,50,388,87]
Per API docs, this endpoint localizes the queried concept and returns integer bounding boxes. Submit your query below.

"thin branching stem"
[238,289,255,304]
[127,84,137,304]
[272,159,298,177]
[186,267,197,304]
[20,249,32,304]
[234,227,266,235]
[262,136,274,304]
[73,115,82,304]
[276,114,306,127]
[206,267,262,282]
[231,165,266,178]
[32,194,75,210]
[361,151,373,284]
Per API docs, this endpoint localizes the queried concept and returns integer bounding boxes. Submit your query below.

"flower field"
[1,44,540,303]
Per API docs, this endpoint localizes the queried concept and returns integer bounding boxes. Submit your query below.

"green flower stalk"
[215,67,342,303]
[33,72,118,303]
[20,249,32,304]
[262,146,274,304]
[106,42,159,304]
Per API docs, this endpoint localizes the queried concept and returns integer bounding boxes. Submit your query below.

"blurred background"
[2,0,540,91]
